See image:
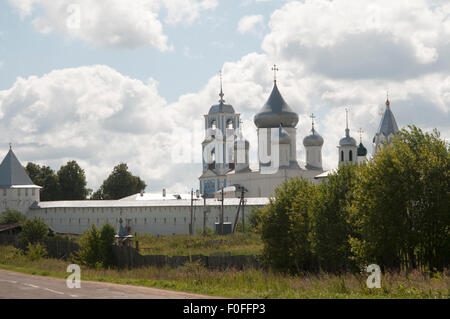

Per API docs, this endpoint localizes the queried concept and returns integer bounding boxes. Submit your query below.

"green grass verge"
[0,246,448,299]
[134,233,263,256]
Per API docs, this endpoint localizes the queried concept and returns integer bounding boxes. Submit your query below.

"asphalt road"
[0,269,215,299]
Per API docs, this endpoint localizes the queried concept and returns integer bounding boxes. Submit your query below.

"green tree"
[100,223,116,267]
[351,125,449,271]
[25,163,61,201]
[21,218,49,245]
[310,164,358,273]
[260,178,317,273]
[0,209,27,224]
[92,163,146,200]
[76,223,116,268]
[76,224,102,268]
[57,161,89,200]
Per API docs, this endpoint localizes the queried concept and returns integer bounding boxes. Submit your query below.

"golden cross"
[310,113,315,127]
[358,128,364,143]
[272,64,279,82]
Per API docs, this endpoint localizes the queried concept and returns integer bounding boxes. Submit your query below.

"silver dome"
[303,128,324,147]
[254,82,299,128]
[278,126,291,144]
[339,129,357,146]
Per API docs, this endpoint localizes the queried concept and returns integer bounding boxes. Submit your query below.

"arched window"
[349,150,353,162]
[226,119,233,129]
[211,120,217,129]
[341,151,344,162]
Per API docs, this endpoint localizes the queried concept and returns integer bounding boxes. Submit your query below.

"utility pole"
[202,193,207,236]
[242,191,246,233]
[221,187,224,235]
[190,189,193,235]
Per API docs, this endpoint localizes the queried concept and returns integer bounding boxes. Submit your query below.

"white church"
[0,69,399,235]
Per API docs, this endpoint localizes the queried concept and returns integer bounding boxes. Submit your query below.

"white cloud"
[1,0,448,193]
[8,0,217,50]
[238,14,265,35]
[262,0,450,79]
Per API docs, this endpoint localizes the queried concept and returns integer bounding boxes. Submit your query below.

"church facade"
[199,78,327,198]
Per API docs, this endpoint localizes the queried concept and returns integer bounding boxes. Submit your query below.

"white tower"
[338,109,357,166]
[373,95,399,154]
[200,72,241,197]
[303,113,324,170]
[0,145,41,216]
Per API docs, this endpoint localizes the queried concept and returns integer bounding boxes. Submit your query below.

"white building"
[0,146,41,215]
[0,146,268,235]
[199,78,326,198]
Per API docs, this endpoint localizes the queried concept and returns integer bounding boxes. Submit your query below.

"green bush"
[21,218,49,245]
[0,209,27,224]
[76,223,116,268]
[26,242,47,261]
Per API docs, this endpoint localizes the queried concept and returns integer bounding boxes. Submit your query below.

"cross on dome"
[271,64,279,83]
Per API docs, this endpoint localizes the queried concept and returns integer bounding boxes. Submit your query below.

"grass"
[134,233,263,256]
[0,245,448,299]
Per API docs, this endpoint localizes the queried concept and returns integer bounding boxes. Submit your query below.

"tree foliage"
[260,178,317,273]
[259,125,449,274]
[21,218,49,245]
[310,164,358,273]
[91,163,146,200]
[76,223,116,268]
[25,163,60,201]
[0,209,27,224]
[351,125,449,271]
[57,160,90,200]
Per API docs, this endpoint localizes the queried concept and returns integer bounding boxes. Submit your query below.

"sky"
[0,0,449,194]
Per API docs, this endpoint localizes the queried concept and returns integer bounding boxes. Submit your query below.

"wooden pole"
[190,189,193,235]
[221,187,224,235]
[203,194,206,236]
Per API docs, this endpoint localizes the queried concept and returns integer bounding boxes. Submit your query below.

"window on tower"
[341,151,344,162]
[226,119,233,129]
[349,150,353,162]
[211,120,217,129]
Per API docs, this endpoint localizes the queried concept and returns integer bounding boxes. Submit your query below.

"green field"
[134,233,263,256]
[0,245,448,299]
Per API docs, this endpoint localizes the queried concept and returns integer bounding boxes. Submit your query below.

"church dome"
[357,142,367,156]
[254,82,299,128]
[208,102,235,115]
[303,127,324,147]
[278,126,291,144]
[339,129,357,147]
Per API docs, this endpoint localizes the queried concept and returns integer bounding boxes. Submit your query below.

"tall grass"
[0,246,447,299]
[134,233,263,256]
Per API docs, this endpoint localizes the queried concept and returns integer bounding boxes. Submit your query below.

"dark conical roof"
[376,100,399,137]
[0,149,35,188]
[357,142,367,156]
[254,82,299,128]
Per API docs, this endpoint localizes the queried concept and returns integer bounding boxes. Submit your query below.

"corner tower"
[0,145,41,215]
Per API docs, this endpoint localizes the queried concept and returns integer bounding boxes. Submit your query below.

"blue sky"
[0,0,286,102]
[0,0,449,193]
